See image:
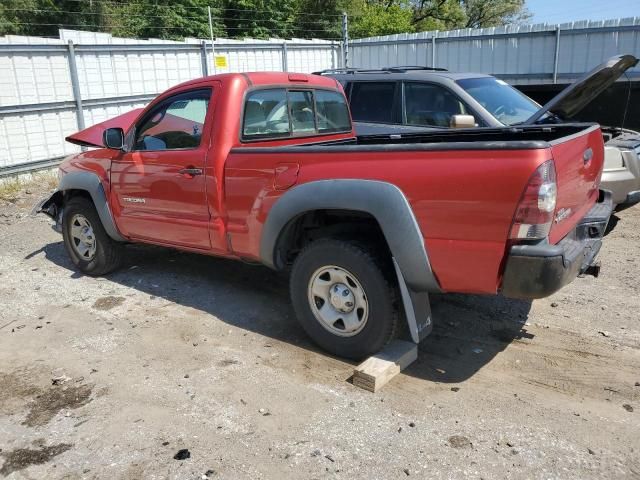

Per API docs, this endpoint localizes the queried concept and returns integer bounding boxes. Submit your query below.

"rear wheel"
[290,238,397,360]
[62,196,124,276]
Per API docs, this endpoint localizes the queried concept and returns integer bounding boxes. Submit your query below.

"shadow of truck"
[33,241,533,384]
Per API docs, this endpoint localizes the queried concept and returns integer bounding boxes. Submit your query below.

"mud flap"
[393,258,433,343]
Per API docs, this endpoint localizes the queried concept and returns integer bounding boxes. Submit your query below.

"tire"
[290,238,397,360]
[62,196,124,276]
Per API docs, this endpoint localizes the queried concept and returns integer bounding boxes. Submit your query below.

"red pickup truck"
[36,71,612,359]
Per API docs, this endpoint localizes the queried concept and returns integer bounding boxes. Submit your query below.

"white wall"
[0,30,339,172]
[350,17,640,85]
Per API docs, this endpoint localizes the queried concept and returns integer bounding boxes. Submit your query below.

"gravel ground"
[0,180,639,480]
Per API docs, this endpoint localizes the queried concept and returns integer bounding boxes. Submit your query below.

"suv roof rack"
[312,67,390,75]
[313,66,448,75]
[384,65,448,72]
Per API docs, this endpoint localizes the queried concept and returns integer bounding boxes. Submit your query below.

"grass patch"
[0,171,58,203]
[0,179,23,203]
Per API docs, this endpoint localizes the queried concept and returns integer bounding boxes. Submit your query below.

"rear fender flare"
[261,179,439,292]
[260,179,440,343]
[57,171,125,242]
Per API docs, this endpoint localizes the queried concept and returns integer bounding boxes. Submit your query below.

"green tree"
[0,0,108,37]
[107,0,225,41]
[0,0,530,40]
[461,0,531,28]
[348,0,415,38]
[294,0,343,39]
[222,0,298,39]
[410,0,530,31]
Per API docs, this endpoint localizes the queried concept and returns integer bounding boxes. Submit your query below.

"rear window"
[242,88,351,140]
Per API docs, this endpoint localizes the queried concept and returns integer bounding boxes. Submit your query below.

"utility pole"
[341,12,349,68]
[208,6,217,75]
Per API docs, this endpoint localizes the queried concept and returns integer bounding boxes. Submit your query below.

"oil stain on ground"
[93,296,125,311]
[0,443,73,476]
[22,383,93,427]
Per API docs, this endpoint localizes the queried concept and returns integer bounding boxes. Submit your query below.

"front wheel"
[290,239,397,360]
[62,196,124,276]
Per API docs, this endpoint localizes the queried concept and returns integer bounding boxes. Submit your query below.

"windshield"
[457,77,541,126]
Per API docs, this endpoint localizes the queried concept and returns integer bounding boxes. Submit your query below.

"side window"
[243,89,290,139]
[315,90,351,133]
[349,82,396,123]
[135,89,211,151]
[243,88,351,140]
[403,82,467,127]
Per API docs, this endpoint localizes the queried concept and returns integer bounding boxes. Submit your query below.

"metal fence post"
[331,43,336,69]
[66,40,85,132]
[431,32,438,68]
[200,40,208,76]
[282,42,288,71]
[553,26,561,84]
[342,12,349,67]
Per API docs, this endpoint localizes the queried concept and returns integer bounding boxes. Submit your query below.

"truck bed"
[352,123,595,146]
[227,122,603,294]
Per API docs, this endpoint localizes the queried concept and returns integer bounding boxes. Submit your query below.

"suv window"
[135,89,211,151]
[242,88,351,140]
[403,82,467,127]
[349,82,396,123]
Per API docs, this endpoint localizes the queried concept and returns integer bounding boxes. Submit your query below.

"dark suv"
[316,66,541,134]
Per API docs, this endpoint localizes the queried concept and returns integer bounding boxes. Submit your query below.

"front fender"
[33,171,125,242]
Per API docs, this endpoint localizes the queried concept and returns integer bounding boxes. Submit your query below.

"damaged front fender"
[31,190,64,233]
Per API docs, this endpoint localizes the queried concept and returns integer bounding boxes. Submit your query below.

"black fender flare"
[260,179,440,342]
[40,171,125,242]
[261,179,439,293]
[261,179,440,292]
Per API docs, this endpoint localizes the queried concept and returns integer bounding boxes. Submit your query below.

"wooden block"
[352,340,417,392]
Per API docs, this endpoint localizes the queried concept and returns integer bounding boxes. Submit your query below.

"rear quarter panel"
[225,146,551,294]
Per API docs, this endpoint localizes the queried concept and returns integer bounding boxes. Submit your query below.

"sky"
[526,0,640,24]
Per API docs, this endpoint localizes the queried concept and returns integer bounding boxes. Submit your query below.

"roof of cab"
[163,71,341,94]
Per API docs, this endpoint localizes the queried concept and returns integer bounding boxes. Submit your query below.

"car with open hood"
[318,54,640,206]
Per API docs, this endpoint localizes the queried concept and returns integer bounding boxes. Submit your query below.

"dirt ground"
[1,178,639,480]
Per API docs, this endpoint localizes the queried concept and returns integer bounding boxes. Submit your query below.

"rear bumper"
[501,190,613,299]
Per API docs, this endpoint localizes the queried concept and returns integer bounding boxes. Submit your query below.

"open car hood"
[523,54,639,125]
[65,108,143,148]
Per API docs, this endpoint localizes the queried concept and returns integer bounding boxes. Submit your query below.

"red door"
[111,87,215,249]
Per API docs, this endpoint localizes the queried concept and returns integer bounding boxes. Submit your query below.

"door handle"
[178,167,203,176]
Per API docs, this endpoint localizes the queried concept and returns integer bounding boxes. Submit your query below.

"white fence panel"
[350,17,640,85]
[0,30,339,174]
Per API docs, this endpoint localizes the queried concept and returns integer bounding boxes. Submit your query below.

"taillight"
[509,160,557,240]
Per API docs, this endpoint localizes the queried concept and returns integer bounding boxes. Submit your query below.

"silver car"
[603,129,640,206]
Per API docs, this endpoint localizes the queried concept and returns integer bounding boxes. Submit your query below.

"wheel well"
[63,189,93,204]
[273,209,392,270]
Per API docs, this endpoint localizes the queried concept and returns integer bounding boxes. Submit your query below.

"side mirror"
[450,114,477,129]
[103,127,125,150]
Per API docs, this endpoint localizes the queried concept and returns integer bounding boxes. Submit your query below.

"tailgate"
[548,125,604,244]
